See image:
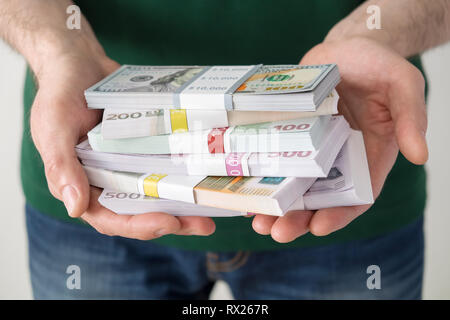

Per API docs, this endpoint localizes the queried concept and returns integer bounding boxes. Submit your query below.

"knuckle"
[123,219,156,240]
[136,234,156,241]
[94,225,115,237]
[80,212,116,237]
[44,157,65,179]
[402,64,425,89]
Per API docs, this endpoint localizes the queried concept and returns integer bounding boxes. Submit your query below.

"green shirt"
[22,0,426,251]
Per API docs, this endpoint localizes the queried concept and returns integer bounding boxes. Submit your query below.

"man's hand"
[252,37,428,242]
[0,0,216,240]
[29,49,215,240]
[250,0,450,243]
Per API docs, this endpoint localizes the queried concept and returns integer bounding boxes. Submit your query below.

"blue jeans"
[26,204,424,299]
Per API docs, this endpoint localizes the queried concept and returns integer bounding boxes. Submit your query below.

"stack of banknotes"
[79,64,373,216]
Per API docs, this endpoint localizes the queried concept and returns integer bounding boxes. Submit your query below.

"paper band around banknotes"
[169,109,189,133]
[142,174,167,197]
[173,65,262,110]
[137,174,206,203]
[185,153,251,176]
[207,127,228,153]
[168,126,236,154]
[225,153,251,176]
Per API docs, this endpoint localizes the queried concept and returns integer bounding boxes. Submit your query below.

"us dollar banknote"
[235,64,335,94]
[90,64,335,94]
[92,66,204,93]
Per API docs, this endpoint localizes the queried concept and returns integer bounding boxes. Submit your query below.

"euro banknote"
[101,90,339,139]
[96,131,373,216]
[88,115,331,155]
[77,116,350,177]
[84,166,315,216]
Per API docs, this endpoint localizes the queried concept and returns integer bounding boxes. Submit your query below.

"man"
[1,0,449,299]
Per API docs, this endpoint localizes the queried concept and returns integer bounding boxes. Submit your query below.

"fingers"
[252,210,313,243]
[30,87,104,218]
[32,119,90,218]
[31,111,90,218]
[253,206,369,241]
[45,151,90,218]
[308,204,371,236]
[82,206,180,241]
[252,214,277,235]
[82,188,216,240]
[174,216,216,236]
[270,210,313,243]
[389,65,428,165]
[28,56,119,219]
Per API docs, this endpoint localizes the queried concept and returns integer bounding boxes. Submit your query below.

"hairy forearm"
[0,0,104,76]
[326,0,450,57]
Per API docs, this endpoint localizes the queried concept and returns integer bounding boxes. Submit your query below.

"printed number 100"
[273,123,310,131]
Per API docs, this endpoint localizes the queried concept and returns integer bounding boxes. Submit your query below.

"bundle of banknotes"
[79,64,373,217]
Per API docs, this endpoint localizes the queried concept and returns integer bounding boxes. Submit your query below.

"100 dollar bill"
[85,64,339,111]
[88,64,334,94]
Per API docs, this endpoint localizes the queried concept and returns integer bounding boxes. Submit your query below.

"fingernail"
[62,185,78,217]
[154,229,168,237]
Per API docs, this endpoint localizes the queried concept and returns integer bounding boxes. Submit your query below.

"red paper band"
[207,127,228,153]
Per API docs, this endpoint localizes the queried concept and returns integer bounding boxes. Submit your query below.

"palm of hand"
[252,37,428,242]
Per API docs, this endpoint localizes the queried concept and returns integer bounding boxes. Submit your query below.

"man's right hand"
[30,51,215,240]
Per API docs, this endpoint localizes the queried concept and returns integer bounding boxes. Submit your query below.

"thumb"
[389,66,428,165]
[34,127,90,218]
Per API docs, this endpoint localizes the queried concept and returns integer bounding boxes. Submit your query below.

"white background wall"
[0,40,449,300]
